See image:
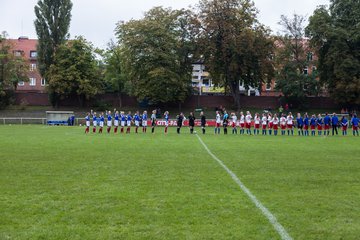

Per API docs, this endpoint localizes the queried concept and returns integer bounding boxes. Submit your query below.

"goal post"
[46,111,75,125]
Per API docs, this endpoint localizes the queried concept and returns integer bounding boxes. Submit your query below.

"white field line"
[196,134,292,240]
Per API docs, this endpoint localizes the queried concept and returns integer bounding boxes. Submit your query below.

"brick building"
[7,37,45,93]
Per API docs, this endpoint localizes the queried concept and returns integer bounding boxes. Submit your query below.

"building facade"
[8,37,45,93]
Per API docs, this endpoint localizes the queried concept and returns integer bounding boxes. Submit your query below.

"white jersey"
[273,117,279,125]
[216,114,221,123]
[245,114,252,123]
[287,116,294,125]
[239,115,245,124]
[268,116,273,123]
[261,116,267,125]
[280,117,286,126]
[231,115,237,124]
[254,116,260,124]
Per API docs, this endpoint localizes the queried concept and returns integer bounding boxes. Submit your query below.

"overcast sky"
[1,0,329,48]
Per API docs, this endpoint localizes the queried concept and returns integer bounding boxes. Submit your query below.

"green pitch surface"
[1,125,359,240]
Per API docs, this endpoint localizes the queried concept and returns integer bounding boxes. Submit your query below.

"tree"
[275,14,319,109]
[102,40,127,107]
[0,32,28,108]
[34,0,72,104]
[306,1,360,107]
[197,0,274,110]
[47,36,104,106]
[115,7,197,106]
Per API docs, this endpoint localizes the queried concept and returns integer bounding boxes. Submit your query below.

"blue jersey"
[310,118,316,126]
[341,118,348,126]
[332,116,339,125]
[351,117,359,127]
[100,115,104,122]
[316,117,323,125]
[115,114,119,121]
[223,113,229,120]
[164,114,169,121]
[127,115,132,121]
[85,116,90,121]
[304,117,309,126]
[142,114,147,120]
[134,114,140,121]
[296,117,303,126]
[92,114,97,121]
[324,116,331,125]
[107,114,112,121]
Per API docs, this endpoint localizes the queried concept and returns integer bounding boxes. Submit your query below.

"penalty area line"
[195,134,292,240]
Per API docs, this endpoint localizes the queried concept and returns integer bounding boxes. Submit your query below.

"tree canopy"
[306,0,360,107]
[198,0,274,109]
[115,7,197,105]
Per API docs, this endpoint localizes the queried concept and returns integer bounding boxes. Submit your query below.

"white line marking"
[196,134,292,240]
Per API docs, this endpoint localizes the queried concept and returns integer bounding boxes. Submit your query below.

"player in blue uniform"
[316,114,323,136]
[164,111,169,134]
[351,114,359,136]
[85,113,90,134]
[323,113,331,136]
[120,111,126,133]
[106,110,112,133]
[310,115,316,136]
[303,113,309,136]
[91,110,97,133]
[114,110,119,133]
[126,111,132,134]
[331,113,339,135]
[134,111,140,133]
[296,113,304,136]
[142,111,148,133]
[341,116,348,135]
[99,112,104,133]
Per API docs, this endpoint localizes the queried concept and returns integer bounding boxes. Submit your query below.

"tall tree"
[306,0,360,107]
[34,0,72,104]
[0,32,28,108]
[275,14,319,108]
[198,0,274,110]
[115,7,197,106]
[47,36,104,107]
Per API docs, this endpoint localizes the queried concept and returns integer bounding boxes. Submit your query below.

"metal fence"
[0,118,83,125]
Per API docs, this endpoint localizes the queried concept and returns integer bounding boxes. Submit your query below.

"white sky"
[1,0,329,49]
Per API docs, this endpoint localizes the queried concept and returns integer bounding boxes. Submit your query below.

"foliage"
[197,0,274,109]
[47,36,104,106]
[115,7,197,105]
[306,0,360,107]
[275,14,320,109]
[34,0,72,77]
[0,32,28,109]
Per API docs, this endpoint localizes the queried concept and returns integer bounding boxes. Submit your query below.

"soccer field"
[0,125,359,239]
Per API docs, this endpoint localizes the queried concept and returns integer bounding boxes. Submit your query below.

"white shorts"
[121,121,125,127]
[142,120,147,127]
[86,121,90,127]
[135,120,139,127]
[127,120,131,126]
[100,121,104,128]
[93,121,97,127]
[107,121,112,127]
[114,120,119,127]
[165,121,169,127]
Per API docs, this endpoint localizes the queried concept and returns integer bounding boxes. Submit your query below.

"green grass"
[0,125,359,239]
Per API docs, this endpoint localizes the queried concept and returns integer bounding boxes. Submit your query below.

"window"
[30,63,37,72]
[303,66,308,75]
[30,51,37,58]
[266,83,272,91]
[312,66,317,74]
[14,51,22,57]
[18,81,25,86]
[41,78,46,86]
[29,78,36,86]
[307,52,313,61]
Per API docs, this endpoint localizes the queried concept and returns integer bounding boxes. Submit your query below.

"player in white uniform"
[261,113,268,135]
[254,113,260,135]
[268,113,273,135]
[231,112,238,134]
[245,111,252,135]
[215,111,221,134]
[272,114,279,136]
[287,112,294,136]
[142,111,148,133]
[280,114,287,135]
[239,112,245,135]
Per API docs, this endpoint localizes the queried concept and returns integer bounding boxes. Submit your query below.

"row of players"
[84,110,360,136]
